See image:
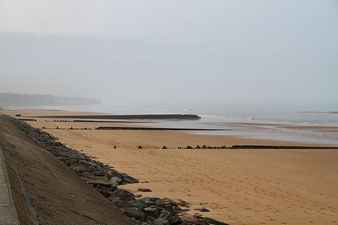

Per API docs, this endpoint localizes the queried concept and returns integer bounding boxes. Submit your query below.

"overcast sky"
[1,0,337,112]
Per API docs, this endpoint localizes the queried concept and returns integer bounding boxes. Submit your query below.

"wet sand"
[4,110,338,225]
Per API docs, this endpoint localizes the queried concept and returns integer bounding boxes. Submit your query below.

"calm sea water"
[19,104,338,145]
[151,112,338,145]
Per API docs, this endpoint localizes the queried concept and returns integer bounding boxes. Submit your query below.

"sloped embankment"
[0,115,132,225]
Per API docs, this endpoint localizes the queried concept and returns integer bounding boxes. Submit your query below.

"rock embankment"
[11,117,228,225]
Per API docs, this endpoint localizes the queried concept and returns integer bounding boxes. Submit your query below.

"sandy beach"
[3,2,338,223]
[4,110,338,225]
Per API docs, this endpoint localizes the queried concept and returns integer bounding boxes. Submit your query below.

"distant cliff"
[0,93,99,107]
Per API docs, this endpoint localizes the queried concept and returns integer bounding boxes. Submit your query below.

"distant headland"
[0,93,99,107]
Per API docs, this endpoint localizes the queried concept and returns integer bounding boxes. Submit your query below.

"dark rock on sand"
[123,207,146,220]
[138,188,153,193]
[196,208,211,213]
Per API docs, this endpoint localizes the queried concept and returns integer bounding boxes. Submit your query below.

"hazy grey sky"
[1,0,337,111]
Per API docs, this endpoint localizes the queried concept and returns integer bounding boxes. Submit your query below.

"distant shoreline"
[301,111,338,114]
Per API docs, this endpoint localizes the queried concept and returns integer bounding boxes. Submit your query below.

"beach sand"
[5,110,338,225]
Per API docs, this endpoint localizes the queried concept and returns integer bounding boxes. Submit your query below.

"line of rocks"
[10,117,228,225]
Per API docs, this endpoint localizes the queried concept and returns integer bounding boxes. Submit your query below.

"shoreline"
[6,108,338,145]
[35,113,202,120]
[3,109,338,225]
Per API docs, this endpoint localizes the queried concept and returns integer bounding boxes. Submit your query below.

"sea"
[12,103,338,145]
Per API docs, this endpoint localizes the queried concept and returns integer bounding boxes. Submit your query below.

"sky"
[0,0,338,112]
